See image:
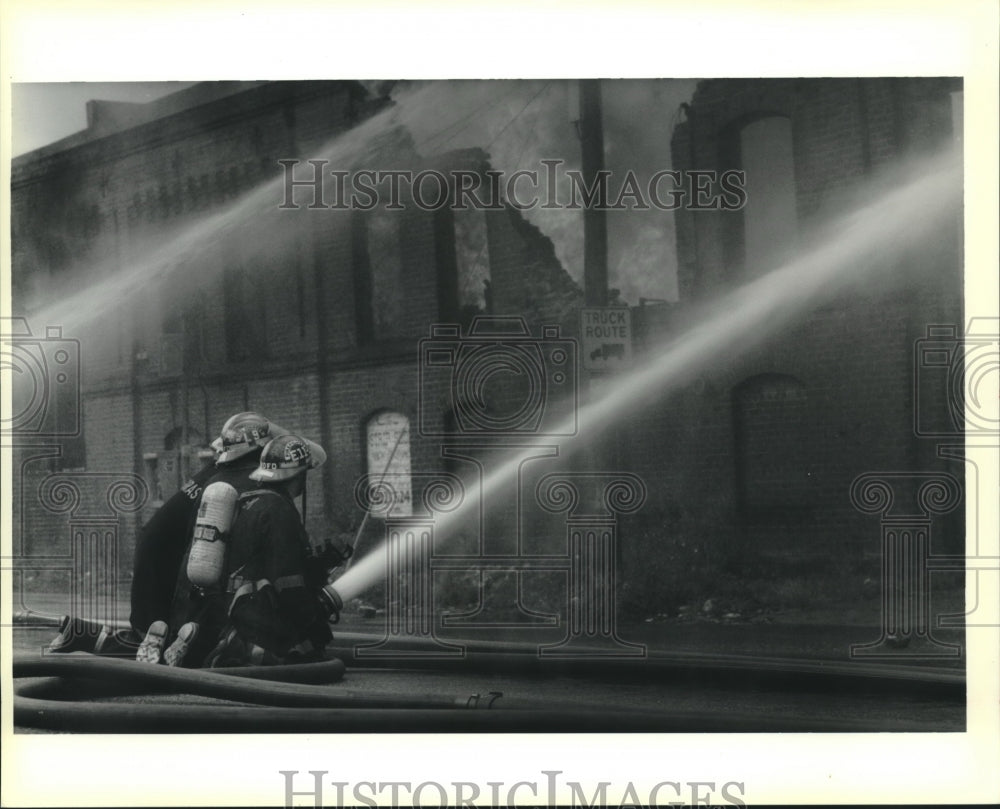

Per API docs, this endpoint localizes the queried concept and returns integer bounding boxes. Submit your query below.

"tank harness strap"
[274,574,306,592]
[238,488,285,502]
[227,577,274,616]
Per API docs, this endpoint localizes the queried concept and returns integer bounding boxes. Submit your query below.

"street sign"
[581,307,632,372]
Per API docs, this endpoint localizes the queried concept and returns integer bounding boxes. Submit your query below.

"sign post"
[579,306,633,568]
[581,307,632,372]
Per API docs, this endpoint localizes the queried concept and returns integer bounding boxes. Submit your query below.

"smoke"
[330,143,961,602]
[22,82,443,332]
[20,80,699,339]
[602,80,693,303]
[393,79,696,303]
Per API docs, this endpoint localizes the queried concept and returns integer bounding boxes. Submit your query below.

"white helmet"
[250,434,327,482]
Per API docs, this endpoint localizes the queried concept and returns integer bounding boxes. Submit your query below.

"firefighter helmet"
[250,434,327,482]
[216,411,273,463]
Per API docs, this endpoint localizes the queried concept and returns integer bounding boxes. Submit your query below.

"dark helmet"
[216,412,274,463]
[250,434,327,483]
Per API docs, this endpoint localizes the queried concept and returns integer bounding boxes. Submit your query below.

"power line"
[485,81,553,151]
[415,82,526,155]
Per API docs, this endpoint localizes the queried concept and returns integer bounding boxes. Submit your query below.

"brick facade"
[10,81,584,593]
[650,77,964,560]
[10,78,964,612]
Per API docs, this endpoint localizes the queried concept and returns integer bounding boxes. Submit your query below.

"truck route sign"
[580,307,632,372]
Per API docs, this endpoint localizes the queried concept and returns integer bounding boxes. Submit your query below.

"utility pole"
[579,79,609,307]
[577,79,623,567]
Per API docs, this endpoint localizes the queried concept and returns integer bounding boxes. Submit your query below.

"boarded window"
[366,411,412,517]
[739,116,798,277]
[733,374,812,523]
[143,438,213,508]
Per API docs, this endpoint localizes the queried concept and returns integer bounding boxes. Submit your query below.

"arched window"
[365,411,412,517]
[143,427,211,507]
[163,426,204,451]
[733,373,812,523]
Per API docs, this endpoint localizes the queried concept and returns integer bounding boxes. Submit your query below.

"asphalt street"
[11,591,967,734]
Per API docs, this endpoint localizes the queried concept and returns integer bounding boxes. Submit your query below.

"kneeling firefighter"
[46,456,215,656]
[137,411,287,665]
[47,410,274,657]
[170,433,346,667]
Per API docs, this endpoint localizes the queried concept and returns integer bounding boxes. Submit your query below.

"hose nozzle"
[319,585,344,620]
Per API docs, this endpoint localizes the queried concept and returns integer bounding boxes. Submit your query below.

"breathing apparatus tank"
[186,481,239,588]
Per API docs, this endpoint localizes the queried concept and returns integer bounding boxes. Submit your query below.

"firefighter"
[46,454,218,656]
[140,411,285,665]
[47,411,281,657]
[199,433,337,667]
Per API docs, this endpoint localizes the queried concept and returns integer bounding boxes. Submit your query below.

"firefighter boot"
[94,625,142,657]
[48,616,103,654]
[136,620,169,664]
[164,622,199,667]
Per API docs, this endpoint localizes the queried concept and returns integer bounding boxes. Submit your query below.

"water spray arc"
[24,83,503,335]
[13,81,963,641]
[324,147,963,608]
[343,424,409,573]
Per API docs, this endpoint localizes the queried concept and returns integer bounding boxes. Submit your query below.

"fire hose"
[12,610,964,733]
[16,606,965,699]
[12,653,954,733]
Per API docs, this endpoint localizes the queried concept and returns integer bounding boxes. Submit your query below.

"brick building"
[9,81,583,600]
[9,78,964,616]
[617,78,963,598]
